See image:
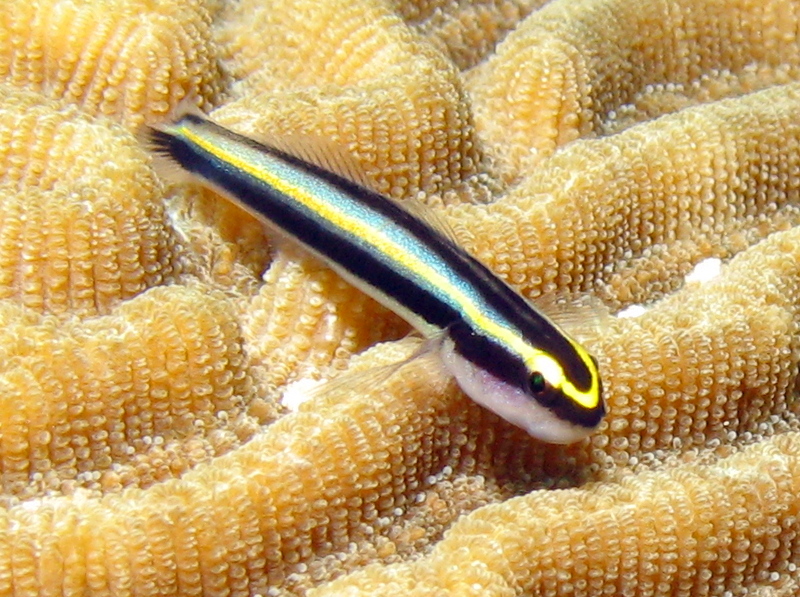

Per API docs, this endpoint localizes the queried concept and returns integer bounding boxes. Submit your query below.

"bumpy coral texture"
[0,86,183,316]
[1,0,800,595]
[0,0,224,127]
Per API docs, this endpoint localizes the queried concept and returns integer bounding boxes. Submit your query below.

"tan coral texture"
[1,0,800,596]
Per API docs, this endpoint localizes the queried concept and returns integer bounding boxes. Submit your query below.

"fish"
[145,110,605,443]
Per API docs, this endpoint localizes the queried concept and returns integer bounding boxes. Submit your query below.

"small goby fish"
[146,111,605,443]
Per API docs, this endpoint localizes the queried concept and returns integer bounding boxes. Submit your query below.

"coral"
[244,248,410,389]
[0,85,183,316]
[315,431,800,596]
[459,82,800,307]
[215,0,484,201]
[401,0,547,70]
[0,0,224,127]
[0,0,800,595]
[467,0,800,180]
[0,284,260,500]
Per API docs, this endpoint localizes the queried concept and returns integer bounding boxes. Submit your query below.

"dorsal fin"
[254,130,377,191]
[169,94,207,120]
[254,130,464,246]
[144,104,464,247]
[533,291,610,343]
[398,194,463,246]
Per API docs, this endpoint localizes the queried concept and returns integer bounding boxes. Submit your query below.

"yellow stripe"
[176,122,599,411]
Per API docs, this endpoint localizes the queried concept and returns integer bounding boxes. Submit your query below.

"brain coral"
[0,0,799,596]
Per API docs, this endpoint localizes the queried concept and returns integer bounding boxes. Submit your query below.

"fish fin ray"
[284,336,446,410]
[227,124,465,246]
[254,131,377,191]
[398,197,463,246]
[533,291,610,343]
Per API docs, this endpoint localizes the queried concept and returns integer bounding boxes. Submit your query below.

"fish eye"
[529,371,547,394]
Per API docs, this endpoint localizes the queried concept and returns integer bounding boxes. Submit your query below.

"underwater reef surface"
[1,0,800,594]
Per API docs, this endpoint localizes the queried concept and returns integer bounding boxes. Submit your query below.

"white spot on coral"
[685,257,721,284]
[281,378,325,412]
[617,304,648,319]
[617,258,721,320]
[20,498,44,512]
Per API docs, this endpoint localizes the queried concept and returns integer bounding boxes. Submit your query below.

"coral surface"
[1,0,800,595]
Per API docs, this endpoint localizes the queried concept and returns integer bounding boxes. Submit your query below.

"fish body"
[147,112,604,443]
